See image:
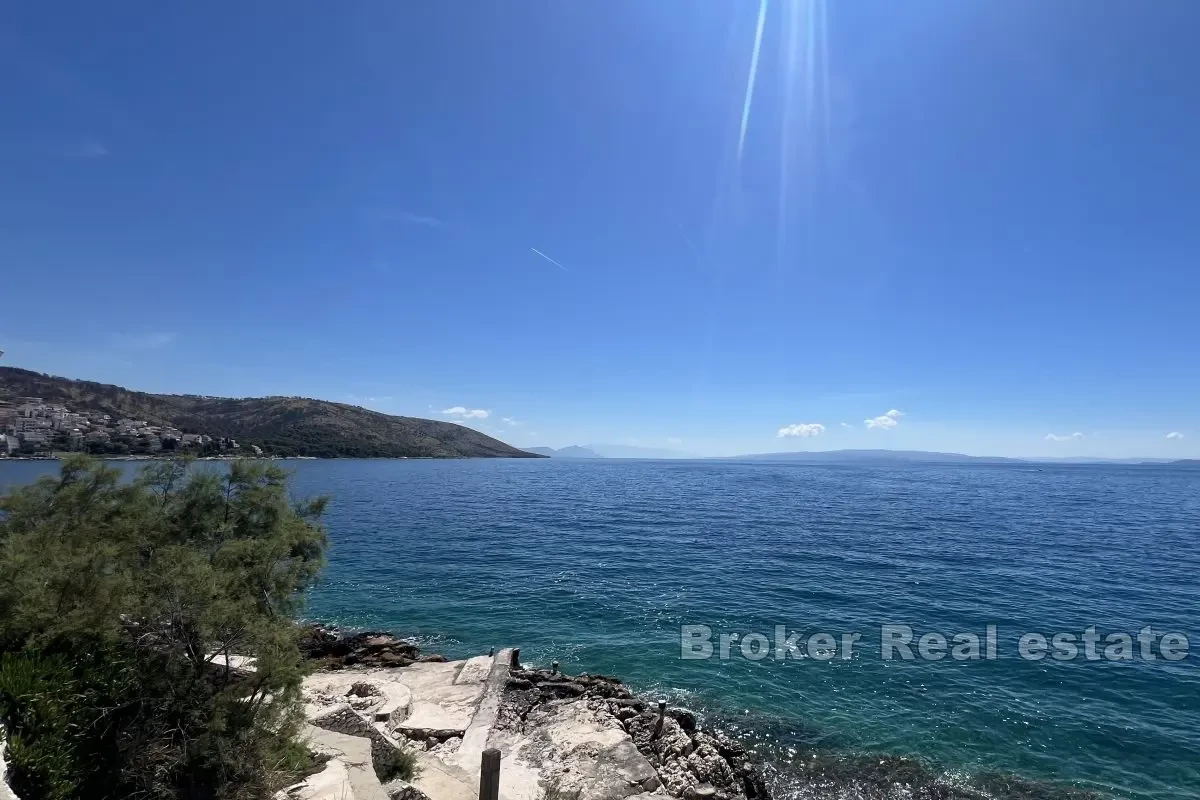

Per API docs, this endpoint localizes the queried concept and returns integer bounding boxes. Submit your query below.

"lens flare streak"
[737,0,770,165]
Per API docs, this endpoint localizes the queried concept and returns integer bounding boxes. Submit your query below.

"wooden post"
[510,648,520,669]
[480,748,501,800]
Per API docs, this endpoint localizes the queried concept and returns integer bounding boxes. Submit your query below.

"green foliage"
[0,455,329,800]
[0,654,81,800]
[376,745,420,784]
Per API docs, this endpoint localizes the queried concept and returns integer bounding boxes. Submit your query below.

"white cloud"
[840,422,853,429]
[376,210,445,227]
[777,423,826,438]
[442,406,490,419]
[1166,431,1184,440]
[62,137,108,158]
[1044,432,1084,442]
[667,437,683,445]
[347,394,393,405]
[501,417,523,426]
[865,409,904,429]
[111,332,176,350]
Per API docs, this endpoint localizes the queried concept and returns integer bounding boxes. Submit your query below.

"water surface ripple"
[3,458,1196,798]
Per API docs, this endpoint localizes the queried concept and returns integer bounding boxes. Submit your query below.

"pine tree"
[0,455,328,799]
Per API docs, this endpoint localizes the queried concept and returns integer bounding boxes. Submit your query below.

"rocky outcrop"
[624,711,768,800]
[382,779,431,800]
[300,624,429,669]
[501,668,770,800]
[309,704,417,784]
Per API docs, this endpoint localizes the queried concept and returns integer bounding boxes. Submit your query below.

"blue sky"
[2,1,1198,458]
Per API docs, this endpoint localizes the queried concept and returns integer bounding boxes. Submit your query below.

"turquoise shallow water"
[2,458,1198,798]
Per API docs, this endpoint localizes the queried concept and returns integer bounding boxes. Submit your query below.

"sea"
[1,458,1197,799]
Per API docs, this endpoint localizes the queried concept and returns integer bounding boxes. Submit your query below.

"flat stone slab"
[488,698,662,800]
[450,649,513,774]
[278,758,355,800]
[410,751,476,800]
[299,725,390,800]
[302,669,414,729]
[395,695,476,735]
[454,655,494,686]
[391,661,492,736]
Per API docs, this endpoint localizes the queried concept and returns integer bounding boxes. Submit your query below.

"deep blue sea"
[2,458,1197,798]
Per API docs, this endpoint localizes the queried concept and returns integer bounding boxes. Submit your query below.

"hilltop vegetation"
[0,367,539,459]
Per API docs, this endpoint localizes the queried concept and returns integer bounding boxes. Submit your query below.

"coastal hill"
[0,367,540,459]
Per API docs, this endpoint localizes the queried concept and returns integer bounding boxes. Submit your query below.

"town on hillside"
[0,396,258,458]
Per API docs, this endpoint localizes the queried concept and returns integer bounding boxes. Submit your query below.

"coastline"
[0,454,528,462]
[296,624,771,800]
[294,625,1106,800]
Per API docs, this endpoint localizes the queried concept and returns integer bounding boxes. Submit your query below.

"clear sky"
[3,1,1198,458]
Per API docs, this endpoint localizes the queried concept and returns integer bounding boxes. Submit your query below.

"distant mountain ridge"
[523,444,701,459]
[585,443,700,459]
[730,449,1191,465]
[0,367,540,459]
[733,449,1020,464]
[523,446,602,458]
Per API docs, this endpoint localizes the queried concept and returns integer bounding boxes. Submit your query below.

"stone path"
[299,725,391,800]
[289,649,514,800]
[287,646,668,800]
[450,649,513,774]
[410,752,476,800]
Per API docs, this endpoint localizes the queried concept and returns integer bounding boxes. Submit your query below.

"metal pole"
[480,748,501,800]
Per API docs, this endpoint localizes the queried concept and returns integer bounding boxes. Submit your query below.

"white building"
[13,417,50,435]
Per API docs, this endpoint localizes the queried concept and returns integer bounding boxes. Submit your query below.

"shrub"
[0,455,328,799]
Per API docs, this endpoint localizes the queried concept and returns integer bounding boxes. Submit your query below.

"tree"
[0,456,328,800]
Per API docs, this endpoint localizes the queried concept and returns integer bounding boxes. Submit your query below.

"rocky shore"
[289,627,1104,800]
[500,667,769,800]
[300,624,449,669]
[290,625,772,800]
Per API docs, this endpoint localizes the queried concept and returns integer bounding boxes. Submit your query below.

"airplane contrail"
[531,247,569,271]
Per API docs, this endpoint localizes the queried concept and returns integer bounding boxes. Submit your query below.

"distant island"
[0,367,541,459]
[525,443,700,459]
[523,445,603,458]
[521,446,1196,465]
